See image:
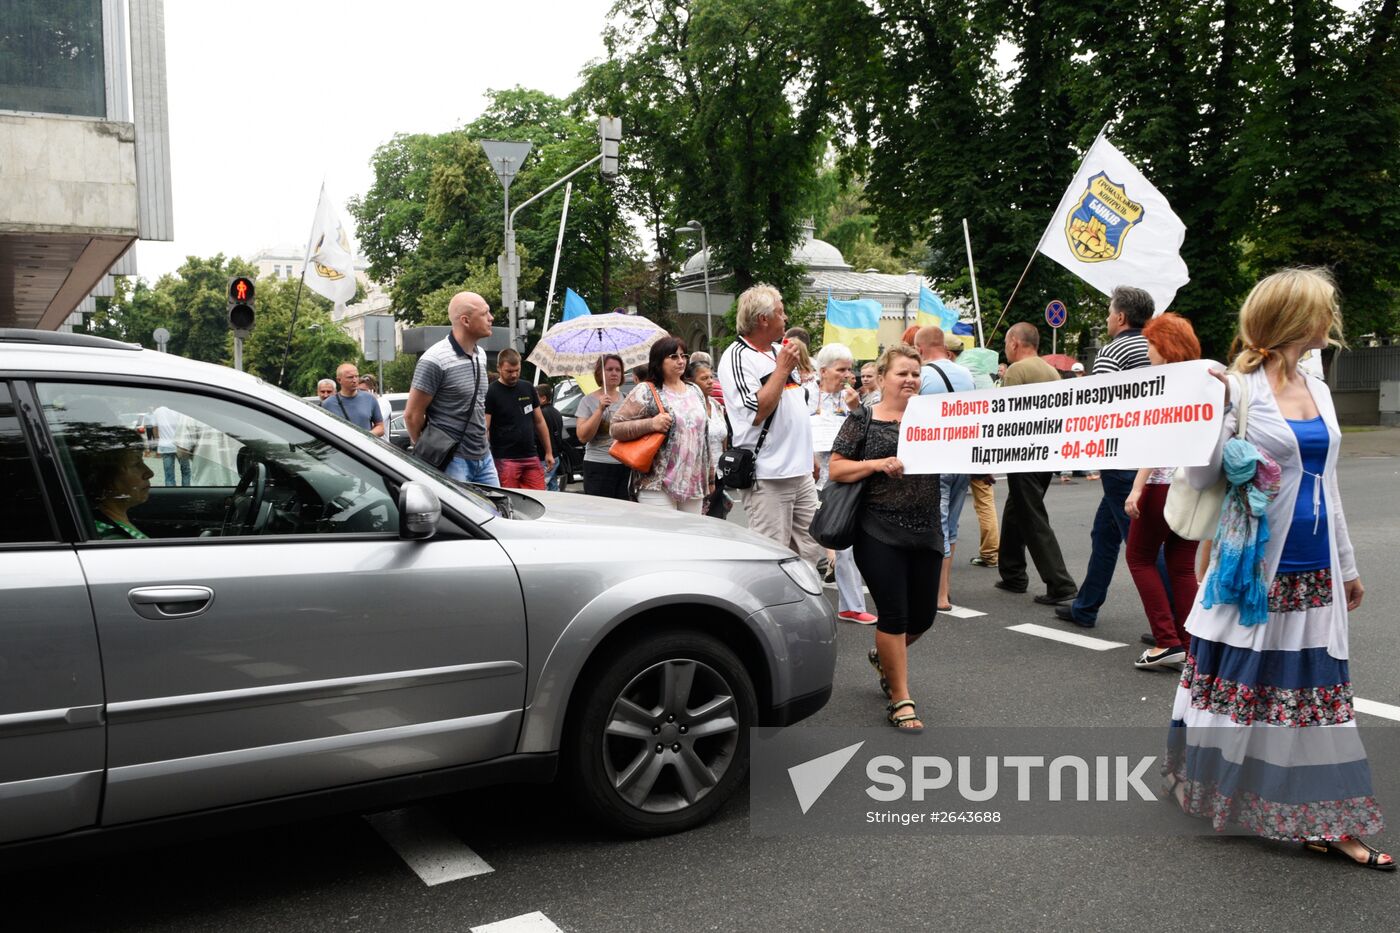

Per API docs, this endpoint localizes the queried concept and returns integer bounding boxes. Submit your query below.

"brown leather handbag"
[609,383,669,472]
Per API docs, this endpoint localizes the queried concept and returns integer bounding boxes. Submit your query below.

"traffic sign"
[1045,300,1068,329]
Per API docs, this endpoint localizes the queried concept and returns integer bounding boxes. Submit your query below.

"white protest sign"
[897,360,1225,474]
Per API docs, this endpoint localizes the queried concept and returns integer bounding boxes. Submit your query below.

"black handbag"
[809,407,872,550]
[716,407,775,490]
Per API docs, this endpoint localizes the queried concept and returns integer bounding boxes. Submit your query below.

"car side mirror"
[398,481,441,540]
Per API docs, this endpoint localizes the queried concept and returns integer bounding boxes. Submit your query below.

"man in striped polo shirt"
[404,291,499,486]
[1054,285,1155,629]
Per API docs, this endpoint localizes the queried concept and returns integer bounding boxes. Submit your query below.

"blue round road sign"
[1045,300,1068,329]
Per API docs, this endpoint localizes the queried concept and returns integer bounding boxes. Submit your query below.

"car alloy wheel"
[567,629,757,835]
[603,658,740,813]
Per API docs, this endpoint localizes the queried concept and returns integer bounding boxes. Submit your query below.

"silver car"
[0,330,835,857]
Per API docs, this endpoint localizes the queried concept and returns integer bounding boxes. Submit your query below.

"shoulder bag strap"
[1232,373,1250,439]
[334,394,350,419]
[926,361,955,393]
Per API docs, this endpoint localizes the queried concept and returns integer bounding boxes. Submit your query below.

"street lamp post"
[676,220,711,345]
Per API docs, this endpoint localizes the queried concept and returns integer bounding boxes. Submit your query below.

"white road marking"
[1006,622,1127,651]
[472,912,565,933]
[366,807,493,886]
[1355,697,1400,722]
[823,583,871,594]
[939,605,987,619]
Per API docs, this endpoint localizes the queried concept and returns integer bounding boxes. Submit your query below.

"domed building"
[673,221,944,352]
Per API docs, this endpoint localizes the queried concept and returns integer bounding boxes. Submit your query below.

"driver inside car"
[79,429,154,540]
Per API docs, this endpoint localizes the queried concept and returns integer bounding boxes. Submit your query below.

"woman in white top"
[1165,268,1388,871]
[811,342,875,624]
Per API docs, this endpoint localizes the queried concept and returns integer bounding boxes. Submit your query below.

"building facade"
[673,222,945,353]
[0,0,174,330]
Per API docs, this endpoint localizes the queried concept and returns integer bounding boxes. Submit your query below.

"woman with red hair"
[1124,313,1203,669]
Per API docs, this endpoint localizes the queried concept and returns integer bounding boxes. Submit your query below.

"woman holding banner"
[1164,268,1389,871]
[829,345,942,732]
[1123,312,1204,669]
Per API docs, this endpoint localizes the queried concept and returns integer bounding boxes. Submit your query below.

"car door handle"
[127,586,215,620]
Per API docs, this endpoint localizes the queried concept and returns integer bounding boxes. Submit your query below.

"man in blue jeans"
[405,290,500,487]
[1054,286,1155,629]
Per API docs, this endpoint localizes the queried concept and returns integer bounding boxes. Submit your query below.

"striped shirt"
[1092,328,1151,374]
[411,335,490,460]
[717,337,814,480]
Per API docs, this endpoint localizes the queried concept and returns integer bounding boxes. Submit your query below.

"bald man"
[322,362,385,436]
[405,291,499,485]
[993,323,1077,605]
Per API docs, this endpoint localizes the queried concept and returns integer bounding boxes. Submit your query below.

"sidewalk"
[1341,425,1400,458]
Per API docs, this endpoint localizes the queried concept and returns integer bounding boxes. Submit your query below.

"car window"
[36,383,400,541]
[556,393,583,416]
[0,384,55,544]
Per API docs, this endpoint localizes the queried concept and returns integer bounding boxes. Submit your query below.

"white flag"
[303,184,357,305]
[1036,135,1189,312]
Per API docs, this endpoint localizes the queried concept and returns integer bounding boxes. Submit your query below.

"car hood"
[500,490,796,562]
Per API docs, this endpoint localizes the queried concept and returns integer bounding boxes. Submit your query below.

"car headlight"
[780,558,824,596]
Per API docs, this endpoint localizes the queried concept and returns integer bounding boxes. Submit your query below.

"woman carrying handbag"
[827,345,942,732]
[610,337,712,513]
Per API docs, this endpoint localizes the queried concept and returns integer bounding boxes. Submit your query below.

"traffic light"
[598,116,621,179]
[227,276,255,337]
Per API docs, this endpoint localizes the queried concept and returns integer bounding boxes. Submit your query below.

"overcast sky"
[137,0,615,281]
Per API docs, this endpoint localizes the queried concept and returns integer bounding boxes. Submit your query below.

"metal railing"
[1331,346,1400,391]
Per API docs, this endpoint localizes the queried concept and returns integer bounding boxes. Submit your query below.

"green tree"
[590,0,879,303]
[84,277,176,347]
[240,277,360,396]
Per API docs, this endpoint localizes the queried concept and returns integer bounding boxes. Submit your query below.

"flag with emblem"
[1036,135,1189,312]
[823,295,881,359]
[303,184,357,306]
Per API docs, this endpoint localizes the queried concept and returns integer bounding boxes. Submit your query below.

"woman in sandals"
[1166,268,1389,871]
[828,344,942,732]
[611,336,711,513]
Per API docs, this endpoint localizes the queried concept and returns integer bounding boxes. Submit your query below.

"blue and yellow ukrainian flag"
[918,283,960,331]
[823,295,881,359]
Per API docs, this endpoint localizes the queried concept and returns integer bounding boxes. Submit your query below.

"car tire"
[564,628,757,836]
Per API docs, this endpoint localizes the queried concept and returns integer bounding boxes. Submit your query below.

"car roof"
[0,331,288,404]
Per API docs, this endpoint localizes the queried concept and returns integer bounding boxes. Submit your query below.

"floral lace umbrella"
[527,312,668,375]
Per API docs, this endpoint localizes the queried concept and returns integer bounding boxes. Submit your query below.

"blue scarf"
[1199,438,1281,627]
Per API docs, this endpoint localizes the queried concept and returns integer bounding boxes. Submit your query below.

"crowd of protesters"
[379,273,1381,869]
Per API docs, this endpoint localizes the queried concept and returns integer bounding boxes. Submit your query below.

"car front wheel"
[565,629,757,836]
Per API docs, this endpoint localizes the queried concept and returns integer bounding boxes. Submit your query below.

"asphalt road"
[10,434,1400,933]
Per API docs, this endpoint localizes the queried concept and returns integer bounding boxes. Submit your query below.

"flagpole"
[962,218,985,347]
[986,121,1112,342]
[279,183,324,388]
[534,180,574,386]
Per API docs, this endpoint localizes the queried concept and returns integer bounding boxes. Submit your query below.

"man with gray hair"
[718,284,824,569]
[316,378,335,401]
[404,291,499,485]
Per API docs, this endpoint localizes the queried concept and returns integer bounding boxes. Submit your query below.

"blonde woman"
[828,345,942,731]
[1165,268,1388,870]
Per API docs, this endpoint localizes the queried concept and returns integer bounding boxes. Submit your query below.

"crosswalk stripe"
[1006,622,1127,651]
[472,912,565,933]
[1354,697,1400,722]
[938,605,987,618]
[366,807,493,886]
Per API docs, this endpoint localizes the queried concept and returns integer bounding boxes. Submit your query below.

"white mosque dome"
[680,221,851,275]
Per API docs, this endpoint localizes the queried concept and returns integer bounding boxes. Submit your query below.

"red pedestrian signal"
[227,276,256,336]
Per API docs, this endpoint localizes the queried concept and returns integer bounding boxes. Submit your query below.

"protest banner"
[896,360,1225,474]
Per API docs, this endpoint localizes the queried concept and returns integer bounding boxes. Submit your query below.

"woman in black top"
[829,344,942,732]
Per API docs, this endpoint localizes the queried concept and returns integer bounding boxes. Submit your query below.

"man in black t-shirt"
[484,348,554,490]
